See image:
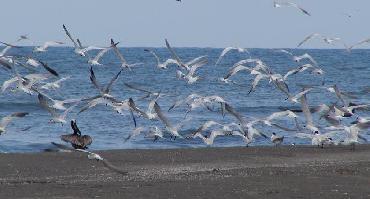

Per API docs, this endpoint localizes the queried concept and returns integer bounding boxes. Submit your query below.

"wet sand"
[1,145,370,199]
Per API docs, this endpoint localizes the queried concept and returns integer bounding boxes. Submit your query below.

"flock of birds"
[0,1,370,173]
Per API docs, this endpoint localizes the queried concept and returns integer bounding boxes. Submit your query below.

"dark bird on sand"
[61,120,92,149]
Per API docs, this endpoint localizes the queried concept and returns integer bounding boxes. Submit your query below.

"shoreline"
[1,145,370,198]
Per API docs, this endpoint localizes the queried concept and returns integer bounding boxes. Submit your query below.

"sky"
[1,0,369,48]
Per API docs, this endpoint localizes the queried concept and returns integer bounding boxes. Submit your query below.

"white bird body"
[215,47,248,65]
[41,76,71,90]
[33,41,63,52]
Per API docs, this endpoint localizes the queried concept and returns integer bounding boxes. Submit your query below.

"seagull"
[38,93,79,124]
[124,126,164,142]
[287,87,313,103]
[144,49,178,69]
[51,142,128,175]
[87,47,111,66]
[0,112,28,134]
[37,92,81,110]
[215,47,248,65]
[295,131,336,148]
[176,56,208,84]
[283,64,315,80]
[193,129,231,146]
[188,120,223,137]
[110,39,143,69]
[221,64,252,83]
[300,92,319,133]
[293,53,318,66]
[273,1,311,16]
[230,122,268,147]
[40,76,71,90]
[26,57,41,67]
[33,41,64,52]
[348,37,370,51]
[79,67,129,115]
[258,110,298,127]
[62,24,104,56]
[88,66,122,98]
[124,83,161,100]
[127,96,159,120]
[61,120,92,149]
[297,33,321,47]
[154,102,186,139]
[271,132,284,146]
[165,39,208,71]
[168,93,202,111]
[297,33,345,48]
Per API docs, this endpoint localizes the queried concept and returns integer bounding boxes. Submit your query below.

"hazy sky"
[1,0,369,48]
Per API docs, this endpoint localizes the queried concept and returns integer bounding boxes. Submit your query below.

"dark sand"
[1,145,370,199]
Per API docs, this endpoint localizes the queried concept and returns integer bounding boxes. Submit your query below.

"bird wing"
[38,93,57,117]
[92,47,111,63]
[39,61,59,77]
[89,67,104,94]
[165,39,185,68]
[0,112,28,129]
[110,39,127,65]
[63,24,78,48]
[297,33,320,47]
[154,102,174,130]
[215,47,235,65]
[104,70,122,93]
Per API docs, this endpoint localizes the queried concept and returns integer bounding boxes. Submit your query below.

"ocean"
[0,47,369,152]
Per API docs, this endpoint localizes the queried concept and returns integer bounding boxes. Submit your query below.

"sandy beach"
[0,145,370,199]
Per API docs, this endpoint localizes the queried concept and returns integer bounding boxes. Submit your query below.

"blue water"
[1,47,369,152]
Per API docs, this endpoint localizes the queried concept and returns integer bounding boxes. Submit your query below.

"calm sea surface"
[0,47,369,152]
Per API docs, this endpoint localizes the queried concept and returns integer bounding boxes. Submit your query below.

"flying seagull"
[0,112,28,134]
[273,1,311,16]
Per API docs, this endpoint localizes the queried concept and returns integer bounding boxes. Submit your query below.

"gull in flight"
[295,131,337,148]
[0,112,28,134]
[257,110,298,127]
[165,39,208,71]
[271,132,284,146]
[154,101,187,139]
[144,49,178,69]
[230,122,268,147]
[300,92,319,133]
[61,120,92,149]
[287,87,313,103]
[297,33,343,48]
[87,47,111,66]
[188,120,223,137]
[37,92,81,110]
[192,129,231,146]
[124,126,164,142]
[347,37,370,51]
[283,64,317,80]
[127,96,160,120]
[62,24,104,56]
[176,56,208,84]
[215,47,249,65]
[33,41,64,52]
[51,142,128,175]
[38,93,79,124]
[40,76,71,90]
[110,39,143,69]
[273,1,311,16]
[124,83,162,100]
